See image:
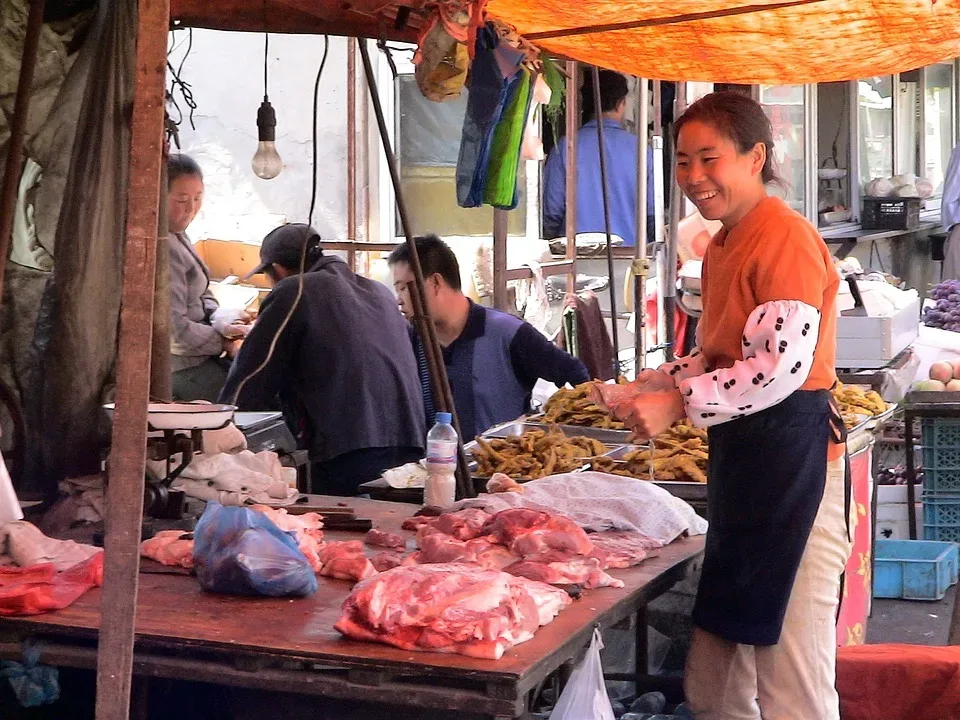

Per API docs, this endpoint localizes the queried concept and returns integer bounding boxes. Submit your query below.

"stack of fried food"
[592,422,708,484]
[542,380,628,430]
[833,382,888,429]
[471,427,609,480]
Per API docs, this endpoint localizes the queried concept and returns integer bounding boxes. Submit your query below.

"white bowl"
[818,168,848,180]
[102,402,237,430]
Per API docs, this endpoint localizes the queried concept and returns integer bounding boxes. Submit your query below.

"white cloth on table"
[382,462,428,489]
[450,471,707,543]
[0,521,101,571]
[148,450,298,507]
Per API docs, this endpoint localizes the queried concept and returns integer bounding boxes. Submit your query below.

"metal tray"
[482,418,633,444]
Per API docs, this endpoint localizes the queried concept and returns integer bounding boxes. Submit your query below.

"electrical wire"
[308,35,330,227]
[227,35,329,407]
[166,27,197,132]
[263,32,270,97]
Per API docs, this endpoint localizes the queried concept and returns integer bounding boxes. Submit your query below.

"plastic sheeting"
[486,0,960,84]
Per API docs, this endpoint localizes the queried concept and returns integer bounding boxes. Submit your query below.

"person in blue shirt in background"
[542,70,655,247]
[389,236,590,440]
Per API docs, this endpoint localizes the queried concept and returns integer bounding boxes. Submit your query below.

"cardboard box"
[193,238,270,289]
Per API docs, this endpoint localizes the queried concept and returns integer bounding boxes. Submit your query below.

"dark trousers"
[312,446,422,496]
[172,357,229,402]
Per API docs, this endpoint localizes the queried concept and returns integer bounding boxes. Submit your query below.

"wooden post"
[493,209,509,311]
[151,164,171,400]
[95,0,169,717]
[564,61,578,294]
[0,0,45,301]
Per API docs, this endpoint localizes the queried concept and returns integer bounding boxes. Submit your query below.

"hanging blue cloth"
[456,23,524,208]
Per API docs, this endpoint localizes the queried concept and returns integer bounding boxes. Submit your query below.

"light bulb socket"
[257,97,277,142]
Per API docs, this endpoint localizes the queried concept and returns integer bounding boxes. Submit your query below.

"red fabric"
[837,644,960,720]
[836,446,872,646]
[0,554,103,616]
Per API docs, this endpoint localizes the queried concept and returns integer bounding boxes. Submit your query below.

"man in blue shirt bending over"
[542,70,655,247]
[389,236,590,440]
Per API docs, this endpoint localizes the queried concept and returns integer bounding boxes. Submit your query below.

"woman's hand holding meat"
[610,388,686,441]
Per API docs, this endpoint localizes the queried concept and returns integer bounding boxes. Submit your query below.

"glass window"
[924,62,954,196]
[817,82,852,226]
[760,85,806,214]
[858,76,893,189]
[896,70,921,177]
[395,75,526,236]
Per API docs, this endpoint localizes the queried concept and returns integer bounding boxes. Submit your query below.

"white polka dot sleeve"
[678,300,822,428]
[658,348,707,388]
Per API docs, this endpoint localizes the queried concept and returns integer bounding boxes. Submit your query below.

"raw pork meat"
[401,516,434,532]
[415,533,518,571]
[334,563,570,659]
[505,553,624,589]
[370,551,405,572]
[318,541,377,583]
[480,509,594,557]
[249,505,325,572]
[364,529,406,550]
[140,531,195,570]
[587,531,663,569]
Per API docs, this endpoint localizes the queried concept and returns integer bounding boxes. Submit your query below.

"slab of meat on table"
[249,505,325,572]
[364,528,406,550]
[480,508,594,557]
[370,551,406,572]
[412,508,492,540]
[334,563,571,659]
[587,531,663,569]
[505,551,624,589]
[414,532,518,571]
[318,541,377,582]
[140,531,195,570]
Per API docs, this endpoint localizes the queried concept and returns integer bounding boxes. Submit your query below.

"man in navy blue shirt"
[542,70,655,247]
[389,236,590,440]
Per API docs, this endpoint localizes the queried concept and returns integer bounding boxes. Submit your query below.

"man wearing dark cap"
[219,224,426,495]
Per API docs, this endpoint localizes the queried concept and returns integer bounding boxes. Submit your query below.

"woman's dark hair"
[387,234,462,291]
[168,153,203,187]
[673,91,782,186]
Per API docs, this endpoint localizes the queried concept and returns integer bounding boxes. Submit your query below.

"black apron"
[692,389,848,646]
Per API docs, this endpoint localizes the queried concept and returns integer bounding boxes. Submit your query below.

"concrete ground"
[867,586,956,645]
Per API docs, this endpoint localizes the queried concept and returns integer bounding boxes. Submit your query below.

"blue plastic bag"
[1,640,59,707]
[192,503,318,597]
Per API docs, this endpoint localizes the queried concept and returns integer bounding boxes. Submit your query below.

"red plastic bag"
[0,553,103,616]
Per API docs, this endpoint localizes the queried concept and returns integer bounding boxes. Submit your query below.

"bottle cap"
[436,412,452,425]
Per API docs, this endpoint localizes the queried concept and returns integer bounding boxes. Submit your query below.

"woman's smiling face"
[675,119,768,229]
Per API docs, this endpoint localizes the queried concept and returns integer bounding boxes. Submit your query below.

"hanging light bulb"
[252,97,283,179]
[252,31,283,179]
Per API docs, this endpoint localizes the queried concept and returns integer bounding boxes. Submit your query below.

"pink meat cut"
[318,541,377,582]
[250,505,326,572]
[415,532,518,571]
[364,528,406,550]
[587,531,663,569]
[140,531,194,570]
[335,563,571,659]
[370,551,405,572]
[505,553,624,589]
[480,509,594,557]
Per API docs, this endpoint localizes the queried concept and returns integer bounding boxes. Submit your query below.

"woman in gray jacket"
[167,154,247,401]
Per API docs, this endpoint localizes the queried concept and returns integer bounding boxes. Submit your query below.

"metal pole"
[0,0,46,301]
[564,61,578,294]
[591,66,620,378]
[347,38,357,272]
[634,78,650,373]
[664,82,686,362]
[96,0,169,716]
[493,209,509,310]
[358,39,474,499]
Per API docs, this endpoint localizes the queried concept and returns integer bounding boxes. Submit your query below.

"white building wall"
[167,29,350,244]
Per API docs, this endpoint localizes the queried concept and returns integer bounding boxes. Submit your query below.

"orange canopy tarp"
[486,0,960,84]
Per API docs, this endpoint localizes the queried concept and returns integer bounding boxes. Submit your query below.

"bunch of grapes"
[922,280,960,331]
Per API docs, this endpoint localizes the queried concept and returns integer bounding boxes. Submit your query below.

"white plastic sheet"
[549,627,615,720]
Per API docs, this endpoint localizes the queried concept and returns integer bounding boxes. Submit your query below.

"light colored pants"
[685,456,854,720]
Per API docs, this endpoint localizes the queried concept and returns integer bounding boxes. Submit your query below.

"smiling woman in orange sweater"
[611,92,851,719]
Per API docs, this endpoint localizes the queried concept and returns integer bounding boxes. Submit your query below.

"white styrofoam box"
[875,502,924,540]
[836,296,921,369]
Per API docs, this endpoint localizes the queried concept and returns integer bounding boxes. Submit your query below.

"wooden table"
[0,497,704,719]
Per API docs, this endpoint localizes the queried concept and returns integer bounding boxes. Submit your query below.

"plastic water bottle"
[425,412,458,507]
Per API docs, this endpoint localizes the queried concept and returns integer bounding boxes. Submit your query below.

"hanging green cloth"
[483,67,532,209]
